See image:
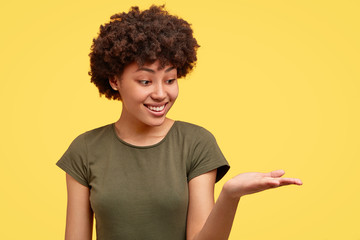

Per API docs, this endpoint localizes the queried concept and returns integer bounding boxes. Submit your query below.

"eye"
[165,79,176,84]
[138,80,151,85]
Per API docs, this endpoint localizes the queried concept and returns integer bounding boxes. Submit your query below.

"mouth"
[144,103,167,113]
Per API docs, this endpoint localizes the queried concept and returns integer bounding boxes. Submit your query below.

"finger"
[262,178,281,188]
[263,178,302,190]
[263,169,285,178]
[278,178,303,186]
[271,169,286,178]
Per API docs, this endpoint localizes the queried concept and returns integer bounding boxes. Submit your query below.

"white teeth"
[147,105,165,112]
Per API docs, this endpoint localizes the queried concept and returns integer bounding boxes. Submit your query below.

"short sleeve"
[56,133,90,188]
[187,128,230,183]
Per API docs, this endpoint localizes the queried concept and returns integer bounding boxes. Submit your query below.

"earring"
[112,87,118,91]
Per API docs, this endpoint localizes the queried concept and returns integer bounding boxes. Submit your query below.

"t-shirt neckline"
[111,121,177,149]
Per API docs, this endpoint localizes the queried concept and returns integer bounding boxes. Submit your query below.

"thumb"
[263,169,285,178]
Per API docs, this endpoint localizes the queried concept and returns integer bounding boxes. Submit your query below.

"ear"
[109,76,119,91]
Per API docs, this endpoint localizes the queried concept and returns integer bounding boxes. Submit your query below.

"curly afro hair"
[88,5,200,100]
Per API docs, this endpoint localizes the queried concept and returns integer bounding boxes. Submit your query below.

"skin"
[109,60,179,146]
[188,170,302,240]
[64,174,93,240]
[64,60,302,240]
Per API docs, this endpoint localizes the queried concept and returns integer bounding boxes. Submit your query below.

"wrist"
[222,180,242,202]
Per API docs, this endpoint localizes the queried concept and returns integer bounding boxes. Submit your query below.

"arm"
[186,170,217,240]
[187,170,302,240]
[187,170,238,240]
[64,173,94,240]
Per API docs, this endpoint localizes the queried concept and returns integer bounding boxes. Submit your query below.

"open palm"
[223,170,303,199]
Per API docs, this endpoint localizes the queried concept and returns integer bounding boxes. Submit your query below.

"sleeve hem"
[187,163,230,183]
[56,161,90,188]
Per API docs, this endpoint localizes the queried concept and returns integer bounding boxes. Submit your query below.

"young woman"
[56,5,302,240]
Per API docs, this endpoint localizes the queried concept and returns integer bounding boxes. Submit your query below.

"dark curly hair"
[88,5,200,100]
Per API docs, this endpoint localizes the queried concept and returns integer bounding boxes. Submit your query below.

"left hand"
[222,170,303,199]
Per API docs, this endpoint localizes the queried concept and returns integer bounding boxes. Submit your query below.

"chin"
[144,117,167,127]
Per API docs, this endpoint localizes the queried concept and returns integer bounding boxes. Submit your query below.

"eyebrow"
[136,66,175,73]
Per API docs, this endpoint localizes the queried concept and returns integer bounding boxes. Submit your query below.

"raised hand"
[222,170,303,199]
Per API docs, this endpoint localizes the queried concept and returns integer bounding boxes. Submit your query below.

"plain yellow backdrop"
[1,0,359,239]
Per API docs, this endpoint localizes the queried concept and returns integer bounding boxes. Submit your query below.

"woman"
[56,5,302,240]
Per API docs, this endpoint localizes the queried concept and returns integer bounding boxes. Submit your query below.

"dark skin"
[64,61,302,240]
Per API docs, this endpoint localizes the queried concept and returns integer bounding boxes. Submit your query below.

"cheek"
[121,87,149,103]
[170,84,179,101]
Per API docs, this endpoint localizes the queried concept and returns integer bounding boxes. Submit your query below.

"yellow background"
[1,0,359,239]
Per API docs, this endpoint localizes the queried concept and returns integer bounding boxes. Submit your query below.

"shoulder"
[83,123,113,139]
[174,121,213,135]
[175,121,230,183]
[174,121,216,142]
[68,123,114,148]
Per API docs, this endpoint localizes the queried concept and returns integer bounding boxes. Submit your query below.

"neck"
[114,109,174,146]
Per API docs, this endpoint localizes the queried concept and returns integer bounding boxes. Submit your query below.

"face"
[110,60,179,127]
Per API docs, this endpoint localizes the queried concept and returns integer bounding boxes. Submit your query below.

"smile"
[144,104,166,112]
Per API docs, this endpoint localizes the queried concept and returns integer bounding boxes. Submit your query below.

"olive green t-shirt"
[56,121,229,240]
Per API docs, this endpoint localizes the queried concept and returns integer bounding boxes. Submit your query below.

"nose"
[151,82,166,101]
